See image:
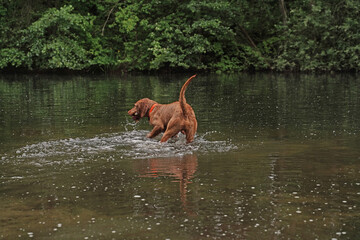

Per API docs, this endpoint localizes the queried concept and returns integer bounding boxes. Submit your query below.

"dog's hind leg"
[185,130,195,143]
[185,121,197,143]
[147,126,163,138]
[160,129,180,142]
[160,120,181,142]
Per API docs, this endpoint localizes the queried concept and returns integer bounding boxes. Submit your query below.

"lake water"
[0,73,360,239]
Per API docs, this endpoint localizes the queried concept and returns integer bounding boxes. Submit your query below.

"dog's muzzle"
[128,109,140,121]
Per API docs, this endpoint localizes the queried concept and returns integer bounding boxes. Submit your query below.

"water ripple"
[3,131,238,165]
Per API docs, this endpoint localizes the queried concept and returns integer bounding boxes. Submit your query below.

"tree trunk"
[279,0,287,25]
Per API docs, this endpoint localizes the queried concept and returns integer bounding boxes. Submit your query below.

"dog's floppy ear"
[138,99,150,118]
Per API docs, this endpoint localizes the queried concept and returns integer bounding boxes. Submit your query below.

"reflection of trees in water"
[135,154,198,215]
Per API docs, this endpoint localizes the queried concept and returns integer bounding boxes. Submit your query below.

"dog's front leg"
[147,126,162,138]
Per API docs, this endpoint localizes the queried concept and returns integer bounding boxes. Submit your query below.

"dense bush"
[0,0,359,72]
[0,5,110,70]
[275,0,360,71]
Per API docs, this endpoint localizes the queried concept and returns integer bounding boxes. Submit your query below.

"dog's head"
[128,98,157,121]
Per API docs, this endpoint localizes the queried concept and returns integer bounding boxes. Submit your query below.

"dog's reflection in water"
[135,154,198,215]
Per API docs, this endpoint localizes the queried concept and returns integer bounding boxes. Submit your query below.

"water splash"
[3,130,238,165]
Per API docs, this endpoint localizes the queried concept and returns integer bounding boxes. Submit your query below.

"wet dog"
[128,75,197,143]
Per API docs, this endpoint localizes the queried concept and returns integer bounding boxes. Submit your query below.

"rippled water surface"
[1,73,360,239]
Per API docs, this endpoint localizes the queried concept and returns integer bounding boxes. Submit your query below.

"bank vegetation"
[1,0,359,73]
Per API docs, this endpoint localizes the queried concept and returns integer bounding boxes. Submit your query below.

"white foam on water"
[3,130,239,166]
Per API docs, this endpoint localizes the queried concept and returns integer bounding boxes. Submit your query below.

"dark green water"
[1,73,360,239]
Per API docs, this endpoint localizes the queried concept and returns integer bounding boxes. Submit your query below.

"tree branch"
[279,0,287,25]
[101,4,118,36]
[239,25,257,48]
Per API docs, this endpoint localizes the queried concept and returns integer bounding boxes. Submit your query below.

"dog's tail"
[179,75,196,117]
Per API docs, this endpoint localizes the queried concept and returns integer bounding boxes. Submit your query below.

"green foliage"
[275,0,360,71]
[19,5,96,70]
[0,0,359,72]
[0,4,114,71]
[0,48,26,68]
[112,0,265,72]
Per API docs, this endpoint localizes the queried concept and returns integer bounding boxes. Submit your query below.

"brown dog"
[128,75,197,143]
